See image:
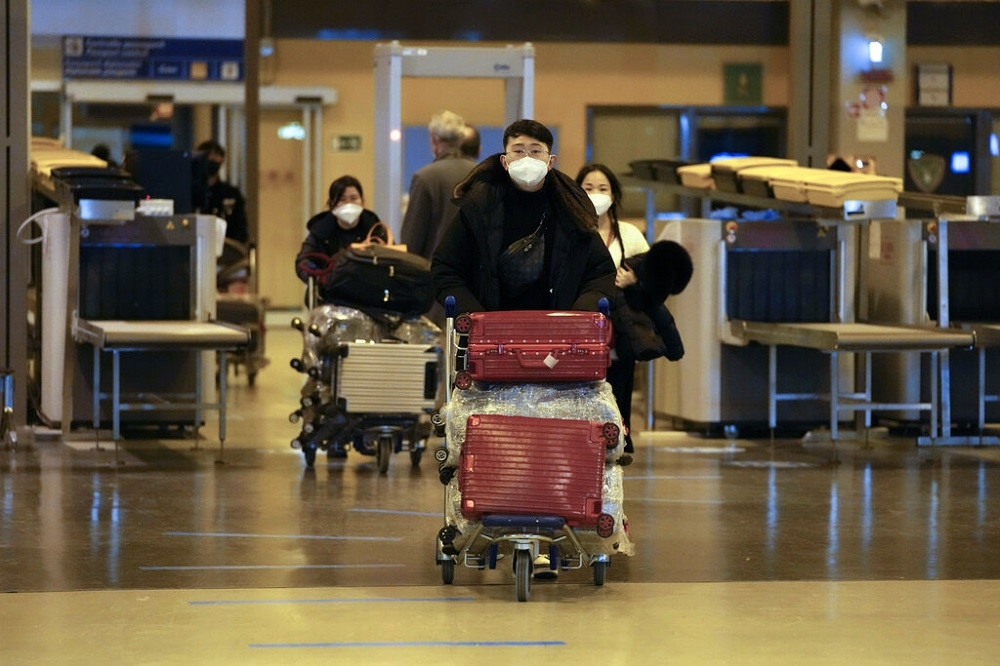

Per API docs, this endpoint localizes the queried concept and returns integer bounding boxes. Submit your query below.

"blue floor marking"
[191,597,475,605]
[163,531,400,542]
[141,563,404,571]
[350,508,439,517]
[249,640,566,649]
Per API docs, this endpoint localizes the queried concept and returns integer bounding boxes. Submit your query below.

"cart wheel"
[592,560,607,586]
[597,512,615,538]
[377,435,391,474]
[602,422,621,446]
[410,448,423,467]
[455,314,473,333]
[455,371,472,390]
[514,550,531,602]
[303,445,316,468]
[441,559,455,585]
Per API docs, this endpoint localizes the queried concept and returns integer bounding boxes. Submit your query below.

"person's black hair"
[197,139,226,158]
[91,143,112,162]
[576,163,626,260]
[327,175,364,208]
[503,119,554,152]
[828,156,852,172]
[575,163,623,221]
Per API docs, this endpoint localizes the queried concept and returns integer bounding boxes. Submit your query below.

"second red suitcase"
[458,413,616,526]
[454,310,611,387]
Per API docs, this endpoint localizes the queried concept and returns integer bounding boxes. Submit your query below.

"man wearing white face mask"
[294,175,388,287]
[431,119,615,315]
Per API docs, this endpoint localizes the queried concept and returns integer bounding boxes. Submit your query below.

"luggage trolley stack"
[289,304,442,472]
[433,303,634,601]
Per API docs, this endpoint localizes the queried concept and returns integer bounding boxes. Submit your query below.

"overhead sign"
[62,36,244,81]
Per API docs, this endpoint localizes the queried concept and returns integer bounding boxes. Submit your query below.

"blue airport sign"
[62,36,244,81]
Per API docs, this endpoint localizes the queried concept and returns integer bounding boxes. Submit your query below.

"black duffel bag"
[311,244,435,317]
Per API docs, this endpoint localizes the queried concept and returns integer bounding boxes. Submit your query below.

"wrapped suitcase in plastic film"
[433,303,633,602]
[434,380,634,601]
[453,310,612,388]
[458,413,617,528]
[289,304,442,472]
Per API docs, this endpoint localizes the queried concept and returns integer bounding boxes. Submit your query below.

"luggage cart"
[216,240,269,385]
[288,304,441,472]
[432,298,633,602]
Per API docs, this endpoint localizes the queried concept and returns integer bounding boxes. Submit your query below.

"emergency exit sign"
[332,135,362,152]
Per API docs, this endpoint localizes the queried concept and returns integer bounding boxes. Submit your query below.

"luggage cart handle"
[444,296,457,403]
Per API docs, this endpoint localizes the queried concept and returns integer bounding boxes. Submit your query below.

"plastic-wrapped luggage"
[290,304,442,471]
[435,310,634,601]
[459,413,617,528]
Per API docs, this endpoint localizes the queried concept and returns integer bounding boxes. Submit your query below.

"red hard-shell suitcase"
[458,413,617,526]
[454,310,611,387]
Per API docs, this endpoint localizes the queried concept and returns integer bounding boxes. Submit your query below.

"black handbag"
[320,244,435,317]
[497,214,546,293]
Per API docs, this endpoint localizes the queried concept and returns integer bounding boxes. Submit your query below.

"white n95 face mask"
[588,192,612,217]
[333,202,363,227]
[507,156,549,189]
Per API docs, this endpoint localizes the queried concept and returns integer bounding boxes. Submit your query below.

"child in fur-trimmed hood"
[614,240,694,363]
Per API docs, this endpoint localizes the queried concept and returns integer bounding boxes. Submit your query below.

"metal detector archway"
[373,42,535,235]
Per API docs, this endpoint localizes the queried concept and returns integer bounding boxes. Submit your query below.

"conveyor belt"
[733,321,975,352]
[72,319,250,449]
[74,320,250,350]
[729,320,976,440]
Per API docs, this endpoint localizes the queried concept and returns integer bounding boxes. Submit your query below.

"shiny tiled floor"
[3,323,1000,664]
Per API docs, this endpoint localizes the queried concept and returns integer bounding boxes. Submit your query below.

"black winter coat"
[610,246,689,362]
[431,154,615,314]
[294,208,386,284]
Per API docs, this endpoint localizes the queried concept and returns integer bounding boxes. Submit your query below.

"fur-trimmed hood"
[624,240,694,306]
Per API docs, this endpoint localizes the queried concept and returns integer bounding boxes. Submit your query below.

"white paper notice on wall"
[857,115,889,142]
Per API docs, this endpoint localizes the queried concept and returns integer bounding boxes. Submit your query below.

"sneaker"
[533,554,558,579]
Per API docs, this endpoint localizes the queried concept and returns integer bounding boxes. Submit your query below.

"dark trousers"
[606,344,636,452]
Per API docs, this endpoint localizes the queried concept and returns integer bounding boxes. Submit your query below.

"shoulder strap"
[363,221,395,245]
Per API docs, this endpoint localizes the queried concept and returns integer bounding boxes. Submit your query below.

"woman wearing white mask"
[576,164,649,287]
[576,164,649,458]
[295,175,387,286]
[431,119,615,315]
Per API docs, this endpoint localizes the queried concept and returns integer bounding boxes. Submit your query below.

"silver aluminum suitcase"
[336,342,439,414]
